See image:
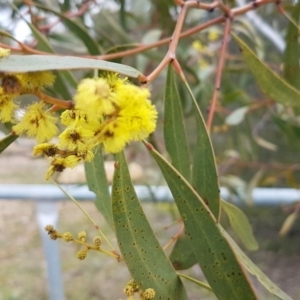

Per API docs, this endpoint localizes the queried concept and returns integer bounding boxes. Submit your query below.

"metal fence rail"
[1,184,299,300]
[1,184,300,204]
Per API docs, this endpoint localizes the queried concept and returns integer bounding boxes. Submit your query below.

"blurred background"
[0,0,300,299]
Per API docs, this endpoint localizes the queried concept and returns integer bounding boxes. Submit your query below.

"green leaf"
[185,82,220,219]
[105,44,139,64]
[22,24,78,90]
[119,0,127,30]
[0,133,18,154]
[146,144,257,300]
[10,4,77,98]
[112,151,188,300]
[220,227,293,300]
[34,3,103,55]
[232,33,300,108]
[273,115,300,150]
[99,11,132,43]
[283,2,300,89]
[0,55,141,78]
[221,201,259,251]
[164,66,190,180]
[48,32,87,53]
[169,234,197,270]
[52,72,73,99]
[84,147,113,227]
[59,0,71,12]
[0,121,15,134]
[23,18,55,53]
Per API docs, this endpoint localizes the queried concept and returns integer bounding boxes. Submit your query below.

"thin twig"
[33,90,74,109]
[177,272,213,292]
[2,0,278,62]
[206,17,231,133]
[50,180,120,258]
[162,222,184,251]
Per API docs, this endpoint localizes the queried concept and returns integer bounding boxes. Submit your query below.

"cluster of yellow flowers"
[0,64,157,179]
[122,279,156,300]
[0,71,56,125]
[35,73,157,179]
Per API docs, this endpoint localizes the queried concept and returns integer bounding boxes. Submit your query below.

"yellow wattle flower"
[58,127,94,152]
[45,155,81,179]
[74,77,116,115]
[16,71,56,91]
[0,87,19,122]
[0,47,10,58]
[33,143,58,157]
[33,73,158,180]
[72,74,158,154]
[13,102,58,143]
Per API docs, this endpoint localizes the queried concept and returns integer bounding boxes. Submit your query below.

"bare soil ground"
[0,139,300,300]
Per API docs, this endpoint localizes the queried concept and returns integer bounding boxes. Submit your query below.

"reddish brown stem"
[33,91,74,109]
[3,0,277,61]
[206,17,231,133]
[36,0,95,32]
[217,0,232,17]
[162,222,185,251]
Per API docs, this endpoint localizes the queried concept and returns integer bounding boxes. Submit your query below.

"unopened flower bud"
[45,224,54,232]
[77,249,88,260]
[93,236,102,247]
[127,279,139,291]
[142,288,156,299]
[78,231,87,242]
[63,232,73,242]
[123,285,134,296]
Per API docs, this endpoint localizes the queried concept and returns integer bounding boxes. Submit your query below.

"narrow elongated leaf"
[34,3,103,55]
[164,65,190,180]
[23,17,55,53]
[221,227,293,300]
[52,71,73,99]
[112,151,188,300]
[273,115,300,150]
[11,5,77,98]
[164,67,192,271]
[0,133,18,153]
[59,0,71,12]
[187,84,220,219]
[0,121,14,133]
[232,34,300,108]
[146,144,257,300]
[169,234,197,270]
[84,147,112,227]
[0,55,141,78]
[24,22,78,89]
[279,212,298,236]
[283,2,300,89]
[100,11,132,43]
[221,201,258,251]
[168,78,221,271]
